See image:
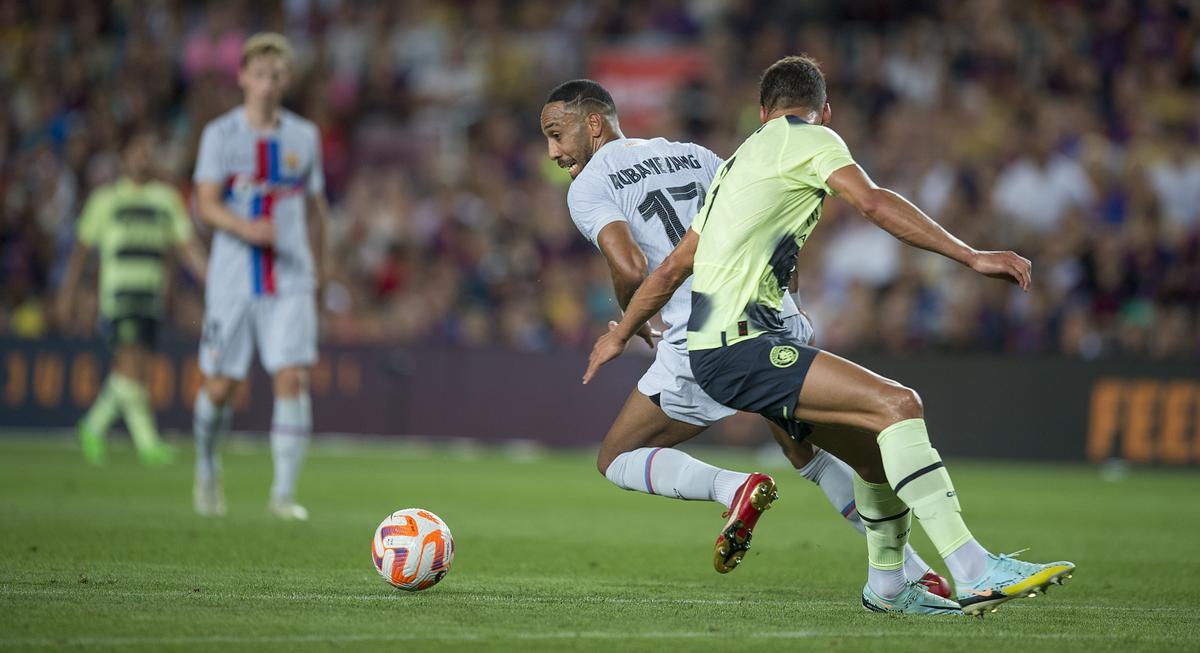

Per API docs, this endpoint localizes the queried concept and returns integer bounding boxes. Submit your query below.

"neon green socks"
[110,374,170,465]
[877,418,972,558]
[80,377,121,440]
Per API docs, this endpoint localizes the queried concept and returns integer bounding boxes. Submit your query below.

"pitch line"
[1,585,1191,614]
[0,628,1189,649]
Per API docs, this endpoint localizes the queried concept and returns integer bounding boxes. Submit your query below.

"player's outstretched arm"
[582,229,698,384]
[826,164,1031,290]
[195,182,275,247]
[177,238,208,284]
[595,222,660,349]
[306,193,330,304]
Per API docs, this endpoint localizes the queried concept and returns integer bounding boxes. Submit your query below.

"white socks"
[712,470,749,507]
[193,390,232,485]
[604,447,749,508]
[868,566,909,599]
[270,393,312,503]
[797,447,867,535]
[944,538,990,585]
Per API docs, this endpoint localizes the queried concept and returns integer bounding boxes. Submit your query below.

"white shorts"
[199,293,317,379]
[638,312,815,427]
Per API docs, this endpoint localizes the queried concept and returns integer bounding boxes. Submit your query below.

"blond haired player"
[191,33,329,520]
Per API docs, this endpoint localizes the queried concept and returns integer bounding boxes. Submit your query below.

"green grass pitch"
[1,435,1198,652]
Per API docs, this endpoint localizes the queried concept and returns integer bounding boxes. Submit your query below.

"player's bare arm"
[177,238,208,284]
[583,229,698,383]
[595,222,660,348]
[306,192,330,303]
[55,241,91,326]
[826,164,1031,290]
[195,181,276,247]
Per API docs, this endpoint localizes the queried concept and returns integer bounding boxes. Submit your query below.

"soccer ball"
[371,508,455,591]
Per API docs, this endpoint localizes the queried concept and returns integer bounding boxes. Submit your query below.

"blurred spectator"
[0,0,1196,358]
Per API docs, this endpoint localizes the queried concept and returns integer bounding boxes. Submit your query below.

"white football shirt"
[194,107,324,303]
[567,137,798,353]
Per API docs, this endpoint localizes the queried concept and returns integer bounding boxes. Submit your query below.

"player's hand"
[628,322,661,349]
[239,220,276,247]
[968,250,1031,291]
[583,322,631,384]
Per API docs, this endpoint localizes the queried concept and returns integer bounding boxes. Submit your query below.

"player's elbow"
[195,196,221,226]
[661,252,693,286]
[855,189,885,219]
[611,259,647,295]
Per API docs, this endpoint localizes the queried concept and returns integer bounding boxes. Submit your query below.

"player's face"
[540,102,595,179]
[239,55,289,108]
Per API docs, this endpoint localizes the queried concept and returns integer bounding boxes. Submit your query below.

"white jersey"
[194,107,324,303]
[567,137,797,353]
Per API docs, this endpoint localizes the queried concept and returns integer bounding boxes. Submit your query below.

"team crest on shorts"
[769,345,800,368]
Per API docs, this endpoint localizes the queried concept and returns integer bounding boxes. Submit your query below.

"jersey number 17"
[637,181,705,246]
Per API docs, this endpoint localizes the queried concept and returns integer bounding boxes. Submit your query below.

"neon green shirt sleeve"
[162,186,194,244]
[76,189,110,246]
[781,125,855,195]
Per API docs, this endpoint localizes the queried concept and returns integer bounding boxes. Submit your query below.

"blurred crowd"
[1,0,1198,358]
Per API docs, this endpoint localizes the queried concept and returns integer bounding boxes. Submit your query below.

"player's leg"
[78,321,123,464]
[597,390,748,505]
[258,294,318,520]
[769,423,948,595]
[267,365,311,519]
[635,347,779,574]
[794,350,1074,613]
[110,332,172,465]
[194,303,253,516]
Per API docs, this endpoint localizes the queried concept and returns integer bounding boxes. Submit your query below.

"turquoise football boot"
[956,550,1075,617]
[861,581,963,615]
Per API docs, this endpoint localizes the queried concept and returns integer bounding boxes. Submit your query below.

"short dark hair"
[759,55,827,113]
[545,79,617,118]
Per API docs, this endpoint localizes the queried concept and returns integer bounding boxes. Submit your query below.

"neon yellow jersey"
[687,115,855,351]
[76,177,193,318]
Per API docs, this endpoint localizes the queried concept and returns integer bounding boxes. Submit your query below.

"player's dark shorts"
[100,315,160,350]
[690,334,820,442]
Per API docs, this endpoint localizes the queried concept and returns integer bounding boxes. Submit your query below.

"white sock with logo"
[604,447,749,508]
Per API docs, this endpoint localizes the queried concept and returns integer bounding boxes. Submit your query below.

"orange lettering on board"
[33,354,63,407]
[1086,379,1123,461]
[1159,382,1193,466]
[1122,381,1157,464]
[70,352,100,407]
[4,353,27,406]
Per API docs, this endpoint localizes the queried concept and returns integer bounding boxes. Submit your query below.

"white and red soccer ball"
[372,508,455,591]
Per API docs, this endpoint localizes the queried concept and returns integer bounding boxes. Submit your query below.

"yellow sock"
[877,418,972,558]
[853,474,909,571]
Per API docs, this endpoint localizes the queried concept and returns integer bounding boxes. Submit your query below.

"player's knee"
[596,449,617,477]
[778,438,815,470]
[879,383,923,424]
[273,368,307,398]
[204,377,236,406]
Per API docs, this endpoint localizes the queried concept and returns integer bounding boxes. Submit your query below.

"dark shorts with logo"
[690,334,820,442]
[100,315,160,350]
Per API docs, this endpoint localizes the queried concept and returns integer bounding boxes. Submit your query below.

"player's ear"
[759,106,769,124]
[587,113,604,137]
[821,102,832,126]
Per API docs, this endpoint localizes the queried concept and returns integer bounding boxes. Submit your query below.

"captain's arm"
[595,221,648,309]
